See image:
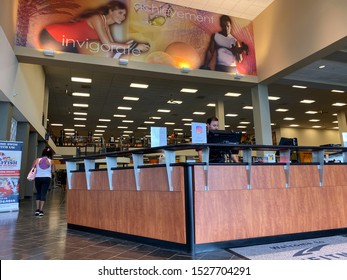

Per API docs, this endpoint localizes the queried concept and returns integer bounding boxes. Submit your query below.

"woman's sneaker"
[39,211,44,216]
[34,209,40,216]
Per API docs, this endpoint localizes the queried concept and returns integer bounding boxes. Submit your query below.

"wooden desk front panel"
[112,169,136,190]
[194,186,347,244]
[67,167,186,243]
[194,165,248,191]
[251,165,286,189]
[323,165,347,187]
[289,165,320,188]
[90,170,109,190]
[70,172,87,190]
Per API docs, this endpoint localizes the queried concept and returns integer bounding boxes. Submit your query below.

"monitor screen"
[278,137,298,146]
[207,130,242,144]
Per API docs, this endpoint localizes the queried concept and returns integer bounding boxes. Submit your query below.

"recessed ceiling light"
[150,116,161,119]
[305,111,318,114]
[284,117,295,120]
[118,106,132,110]
[332,121,338,123]
[117,126,128,129]
[318,65,325,69]
[193,112,205,115]
[243,106,253,110]
[123,131,133,133]
[332,103,347,106]
[64,128,75,131]
[165,122,175,125]
[123,96,139,101]
[130,83,148,88]
[65,132,75,135]
[312,126,322,128]
[73,103,88,107]
[122,120,134,123]
[225,92,241,97]
[73,112,87,116]
[309,119,320,122]
[292,85,307,89]
[71,77,92,83]
[72,92,90,97]
[182,118,193,121]
[95,130,105,132]
[332,113,337,116]
[276,108,289,112]
[207,103,216,107]
[174,128,183,131]
[240,121,250,124]
[98,119,111,122]
[144,121,155,124]
[74,117,86,121]
[268,96,280,100]
[237,125,247,128]
[74,124,86,127]
[51,123,63,126]
[226,113,238,117]
[184,123,192,126]
[180,88,198,93]
[93,133,103,136]
[113,114,126,117]
[331,89,345,93]
[289,124,300,127]
[137,127,147,130]
[157,109,171,113]
[96,125,107,128]
[300,99,315,104]
[167,100,183,104]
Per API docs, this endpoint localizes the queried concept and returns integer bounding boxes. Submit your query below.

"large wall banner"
[16,0,257,75]
[0,141,22,212]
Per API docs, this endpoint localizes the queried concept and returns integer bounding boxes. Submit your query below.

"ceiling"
[33,0,347,143]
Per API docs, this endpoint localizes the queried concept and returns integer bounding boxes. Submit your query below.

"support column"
[337,111,347,145]
[16,122,31,200]
[215,100,225,129]
[251,84,272,145]
[0,102,13,140]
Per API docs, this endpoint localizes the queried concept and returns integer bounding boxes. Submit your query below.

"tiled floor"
[0,188,244,260]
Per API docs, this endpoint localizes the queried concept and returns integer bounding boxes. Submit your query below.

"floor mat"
[227,235,347,260]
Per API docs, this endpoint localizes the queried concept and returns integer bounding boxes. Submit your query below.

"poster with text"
[15,0,256,75]
[0,141,23,212]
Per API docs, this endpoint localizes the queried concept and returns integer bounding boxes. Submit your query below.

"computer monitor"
[278,137,298,146]
[207,130,242,144]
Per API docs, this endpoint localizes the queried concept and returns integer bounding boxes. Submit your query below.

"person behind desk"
[199,117,239,163]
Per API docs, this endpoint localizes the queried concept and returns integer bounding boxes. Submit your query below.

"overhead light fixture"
[180,88,197,93]
[225,92,241,97]
[51,123,63,126]
[300,99,315,104]
[157,109,171,113]
[284,117,295,120]
[207,103,216,107]
[118,126,128,129]
[98,119,111,122]
[73,112,87,116]
[331,89,345,93]
[268,96,280,100]
[71,77,92,83]
[119,58,128,65]
[226,113,238,117]
[182,118,193,121]
[97,125,108,128]
[74,117,87,121]
[118,106,132,110]
[305,111,318,114]
[165,122,175,125]
[73,103,88,107]
[167,100,182,104]
[72,92,90,97]
[289,124,300,127]
[43,49,55,57]
[113,114,126,117]
[130,83,148,88]
[193,112,205,115]
[332,102,347,106]
[95,130,105,133]
[309,119,320,122]
[243,106,253,110]
[276,108,288,112]
[123,96,139,101]
[181,67,191,73]
[292,85,307,89]
[74,124,86,127]
[144,121,155,124]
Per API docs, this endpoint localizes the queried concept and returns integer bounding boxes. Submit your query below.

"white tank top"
[35,157,52,178]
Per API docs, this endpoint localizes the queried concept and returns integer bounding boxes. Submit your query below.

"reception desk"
[65,144,347,253]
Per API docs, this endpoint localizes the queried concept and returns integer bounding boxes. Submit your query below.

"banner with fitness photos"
[15,0,256,75]
[0,141,22,212]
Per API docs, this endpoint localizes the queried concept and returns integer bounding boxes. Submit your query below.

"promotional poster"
[16,0,257,75]
[0,141,22,212]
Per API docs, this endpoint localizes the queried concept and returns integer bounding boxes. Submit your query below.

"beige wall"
[275,127,340,146]
[254,0,347,83]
